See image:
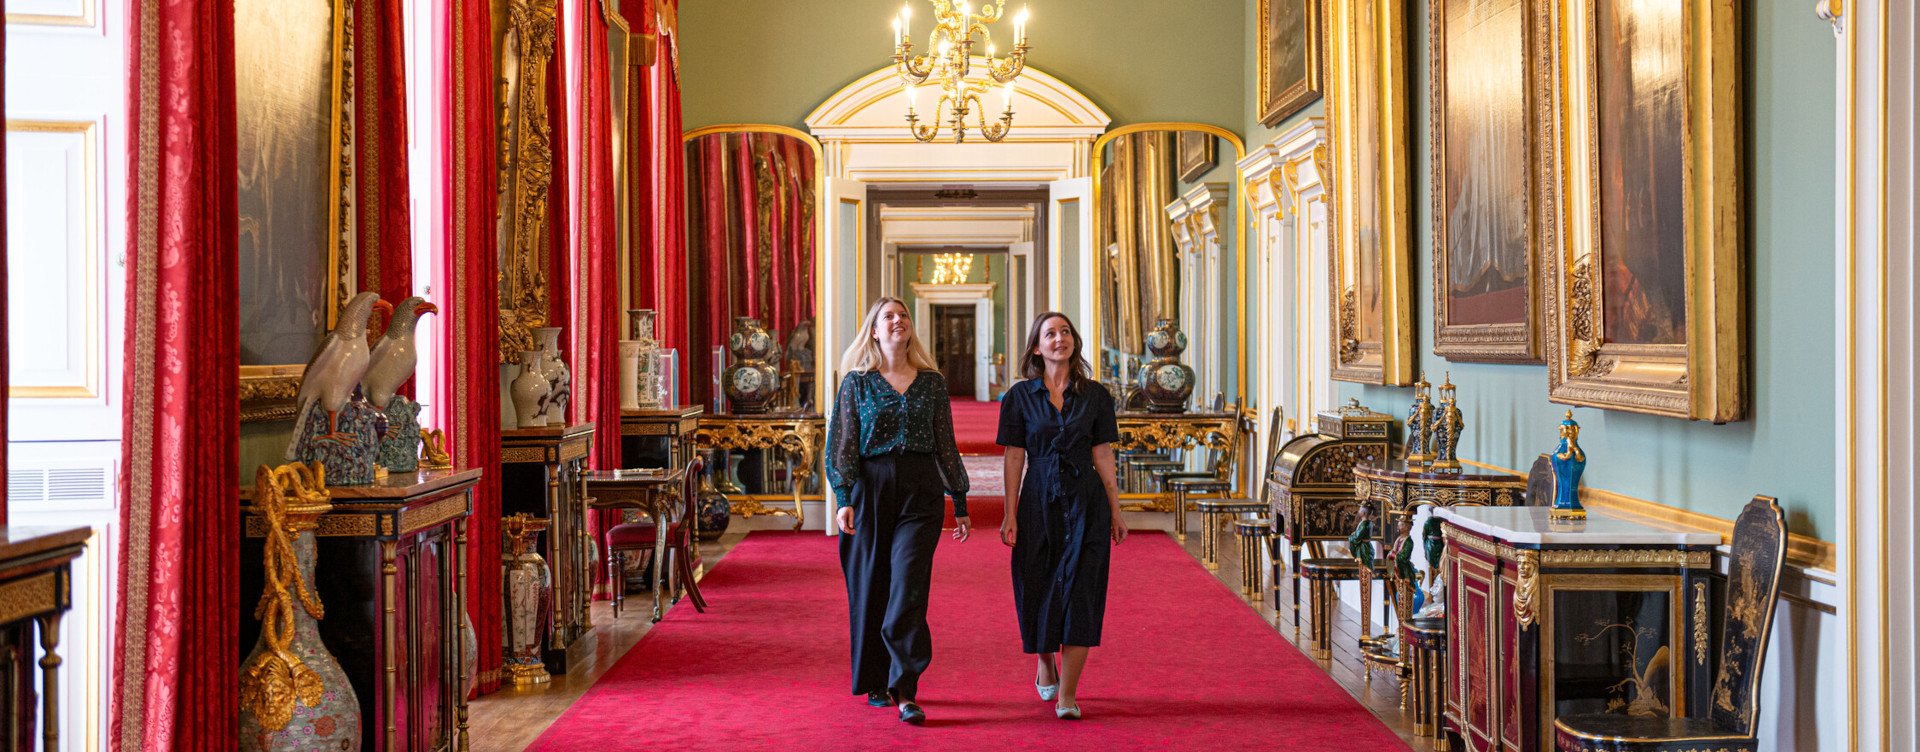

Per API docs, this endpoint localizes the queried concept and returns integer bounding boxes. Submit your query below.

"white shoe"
[1036,682,1059,701]
[1055,703,1081,720]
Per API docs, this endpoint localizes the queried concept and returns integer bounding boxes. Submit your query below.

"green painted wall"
[1333,1,1837,541]
[678,0,1247,131]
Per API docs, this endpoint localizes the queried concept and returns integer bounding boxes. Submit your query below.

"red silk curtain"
[443,0,505,695]
[582,1,621,470]
[546,0,573,371]
[685,132,817,410]
[354,0,413,304]
[652,11,688,403]
[114,0,241,746]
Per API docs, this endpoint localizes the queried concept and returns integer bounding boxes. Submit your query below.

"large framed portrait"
[1543,0,1744,422]
[1258,0,1324,127]
[1176,130,1217,183]
[236,0,348,421]
[1430,0,1544,363]
[1326,0,1413,386]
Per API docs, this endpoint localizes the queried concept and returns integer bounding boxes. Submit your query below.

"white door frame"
[911,282,996,401]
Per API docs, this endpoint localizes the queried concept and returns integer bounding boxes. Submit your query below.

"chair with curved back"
[606,457,709,619]
[1552,496,1788,752]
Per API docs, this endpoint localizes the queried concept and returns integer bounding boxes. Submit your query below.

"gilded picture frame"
[1325,0,1414,386]
[1175,130,1217,183]
[1542,0,1744,422]
[497,0,562,364]
[1430,0,1543,364]
[1258,0,1325,127]
[236,0,349,422]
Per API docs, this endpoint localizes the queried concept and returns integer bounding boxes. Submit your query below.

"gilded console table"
[619,405,703,469]
[1112,410,1238,513]
[0,526,89,751]
[1266,401,1392,611]
[692,412,823,530]
[1436,506,1719,752]
[241,468,478,752]
[499,422,594,674]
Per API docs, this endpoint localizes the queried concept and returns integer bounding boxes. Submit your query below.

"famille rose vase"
[533,327,571,421]
[1140,318,1195,414]
[240,465,361,752]
[722,317,781,414]
[502,514,553,686]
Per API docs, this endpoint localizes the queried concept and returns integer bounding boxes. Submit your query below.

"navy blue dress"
[997,378,1120,653]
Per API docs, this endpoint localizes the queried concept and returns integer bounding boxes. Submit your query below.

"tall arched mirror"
[1092,124,1248,415]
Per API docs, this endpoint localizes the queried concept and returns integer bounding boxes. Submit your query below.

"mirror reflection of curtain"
[685,133,817,409]
[1101,131,1177,356]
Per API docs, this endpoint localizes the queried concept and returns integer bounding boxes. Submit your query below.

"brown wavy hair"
[1020,312,1094,390]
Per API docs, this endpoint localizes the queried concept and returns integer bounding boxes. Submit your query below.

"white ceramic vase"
[511,352,549,427]
[619,339,643,410]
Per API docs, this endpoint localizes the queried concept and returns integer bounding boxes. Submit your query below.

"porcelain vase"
[533,327,571,422]
[722,317,781,414]
[1140,318,1196,414]
[240,531,361,751]
[511,353,549,428]
[631,309,661,409]
[502,517,553,685]
[695,449,731,541]
[619,340,643,411]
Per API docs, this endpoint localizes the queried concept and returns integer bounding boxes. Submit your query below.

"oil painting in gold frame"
[1258,0,1324,127]
[1325,0,1413,386]
[1542,0,1744,422]
[236,0,348,422]
[1430,0,1543,364]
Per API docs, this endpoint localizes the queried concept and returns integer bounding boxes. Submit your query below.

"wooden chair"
[1552,496,1788,752]
[606,457,709,619]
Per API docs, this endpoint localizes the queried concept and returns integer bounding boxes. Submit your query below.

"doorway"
[932,305,976,396]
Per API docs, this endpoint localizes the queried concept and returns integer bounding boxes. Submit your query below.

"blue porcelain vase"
[1549,411,1588,520]
[696,451,731,541]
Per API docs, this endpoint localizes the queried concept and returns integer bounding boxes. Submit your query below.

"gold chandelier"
[891,1,1030,143]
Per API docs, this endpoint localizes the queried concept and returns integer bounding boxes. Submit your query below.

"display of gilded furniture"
[0,526,89,751]
[1112,409,1240,531]
[1402,617,1447,740]
[1232,517,1274,600]
[619,405,704,470]
[585,465,703,623]
[1353,459,1526,649]
[498,422,595,675]
[1437,506,1721,752]
[1552,497,1787,752]
[240,467,478,752]
[691,412,824,530]
[1267,400,1392,615]
[1156,399,1253,556]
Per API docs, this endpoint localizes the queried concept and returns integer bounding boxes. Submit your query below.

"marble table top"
[1435,505,1721,547]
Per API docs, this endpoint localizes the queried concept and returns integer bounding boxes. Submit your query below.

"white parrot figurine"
[287,292,384,458]
[363,296,439,410]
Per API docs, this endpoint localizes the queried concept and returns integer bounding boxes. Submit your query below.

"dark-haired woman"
[997,312,1127,720]
[827,297,972,726]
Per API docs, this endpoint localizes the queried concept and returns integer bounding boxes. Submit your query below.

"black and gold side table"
[500,422,595,674]
[1402,617,1448,742]
[619,405,703,469]
[0,526,88,751]
[1232,517,1273,599]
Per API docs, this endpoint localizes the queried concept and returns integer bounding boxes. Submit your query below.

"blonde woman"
[826,297,971,725]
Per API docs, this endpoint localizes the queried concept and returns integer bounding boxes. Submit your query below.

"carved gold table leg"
[38,612,62,752]
[455,515,471,751]
[652,496,670,622]
[1173,487,1188,542]
[381,539,400,749]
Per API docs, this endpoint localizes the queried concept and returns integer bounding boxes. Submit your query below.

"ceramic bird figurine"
[287,292,384,458]
[364,296,439,410]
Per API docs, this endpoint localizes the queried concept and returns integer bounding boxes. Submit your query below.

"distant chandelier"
[930,253,974,284]
[891,1,1030,143]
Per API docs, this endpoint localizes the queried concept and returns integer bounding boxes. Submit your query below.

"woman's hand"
[1110,514,1129,545]
[836,506,856,535]
[951,516,972,542]
[1000,519,1018,548]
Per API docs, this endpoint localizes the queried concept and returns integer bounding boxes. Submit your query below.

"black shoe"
[898,701,926,725]
[867,691,892,707]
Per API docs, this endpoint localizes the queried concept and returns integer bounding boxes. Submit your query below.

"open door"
[1047,178,1095,338]
[820,177,867,535]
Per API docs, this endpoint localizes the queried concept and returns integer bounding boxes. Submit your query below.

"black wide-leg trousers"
[839,452,944,700]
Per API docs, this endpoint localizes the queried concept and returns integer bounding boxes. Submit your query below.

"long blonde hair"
[839,297,941,373]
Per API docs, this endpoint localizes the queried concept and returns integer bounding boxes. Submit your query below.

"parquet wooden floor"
[467,516,1440,751]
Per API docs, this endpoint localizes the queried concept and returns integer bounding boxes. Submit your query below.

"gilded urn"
[722,317,781,414]
[1140,318,1195,414]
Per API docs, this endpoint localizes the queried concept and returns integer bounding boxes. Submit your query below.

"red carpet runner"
[528,531,1410,751]
[948,397,1002,455]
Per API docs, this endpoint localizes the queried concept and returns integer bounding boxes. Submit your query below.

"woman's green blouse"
[825,370,970,517]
